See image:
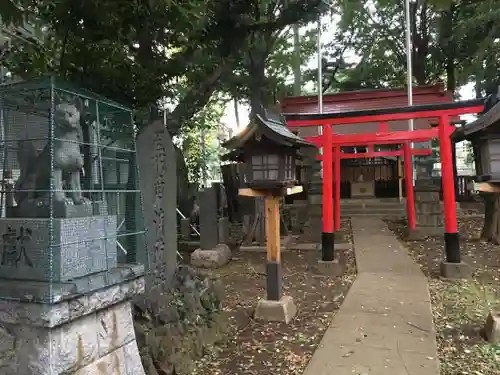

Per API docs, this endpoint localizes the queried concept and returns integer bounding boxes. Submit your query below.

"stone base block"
[483,311,500,344]
[317,259,344,276]
[0,216,117,282]
[407,226,443,240]
[240,245,286,252]
[287,242,352,251]
[191,244,231,268]
[440,261,472,279]
[0,275,145,375]
[0,263,144,303]
[254,295,297,323]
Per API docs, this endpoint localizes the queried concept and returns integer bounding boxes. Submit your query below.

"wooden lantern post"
[221,110,316,323]
[238,185,303,301]
[265,195,281,300]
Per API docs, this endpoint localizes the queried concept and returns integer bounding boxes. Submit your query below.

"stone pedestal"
[409,180,443,239]
[351,181,375,198]
[317,258,344,276]
[0,265,145,375]
[0,216,117,282]
[254,295,297,324]
[440,261,471,279]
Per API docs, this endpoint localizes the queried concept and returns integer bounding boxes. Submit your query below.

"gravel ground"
[387,216,500,375]
[189,219,356,375]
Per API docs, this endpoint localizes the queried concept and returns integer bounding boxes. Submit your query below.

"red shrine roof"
[280,83,452,114]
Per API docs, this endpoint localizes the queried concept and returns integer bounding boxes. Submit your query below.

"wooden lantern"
[476,137,500,179]
[455,98,500,183]
[221,112,314,192]
[221,110,316,313]
[244,149,297,188]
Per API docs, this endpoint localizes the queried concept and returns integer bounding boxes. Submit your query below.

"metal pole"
[317,16,324,179]
[405,0,416,184]
[317,16,323,116]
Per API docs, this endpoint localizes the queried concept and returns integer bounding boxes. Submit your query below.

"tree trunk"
[411,1,429,86]
[249,63,267,118]
[167,62,233,136]
[442,2,456,93]
[481,193,500,244]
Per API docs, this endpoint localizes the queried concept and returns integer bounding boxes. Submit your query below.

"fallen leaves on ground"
[189,220,356,375]
[387,216,500,375]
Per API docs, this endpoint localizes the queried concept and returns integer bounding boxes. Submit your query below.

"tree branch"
[165,62,233,136]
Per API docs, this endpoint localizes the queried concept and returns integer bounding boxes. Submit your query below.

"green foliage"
[435,280,500,375]
[219,0,328,114]
[0,1,25,25]
[180,98,226,185]
[303,0,500,94]
[4,0,326,137]
[464,141,475,165]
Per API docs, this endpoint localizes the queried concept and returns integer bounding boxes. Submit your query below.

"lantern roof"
[453,91,496,142]
[222,110,315,161]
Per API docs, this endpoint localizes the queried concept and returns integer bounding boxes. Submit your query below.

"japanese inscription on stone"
[137,120,178,289]
[152,130,166,267]
[1,226,33,267]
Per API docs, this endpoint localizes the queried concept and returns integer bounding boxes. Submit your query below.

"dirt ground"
[189,219,356,375]
[387,216,500,375]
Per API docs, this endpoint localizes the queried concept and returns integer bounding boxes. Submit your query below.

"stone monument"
[136,120,178,288]
[135,119,230,374]
[191,186,231,268]
[0,79,146,374]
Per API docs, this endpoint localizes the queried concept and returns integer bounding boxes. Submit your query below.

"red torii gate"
[285,99,485,266]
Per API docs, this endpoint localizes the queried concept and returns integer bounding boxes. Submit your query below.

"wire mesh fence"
[0,76,147,303]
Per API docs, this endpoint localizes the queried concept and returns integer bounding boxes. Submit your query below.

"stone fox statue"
[14,100,85,205]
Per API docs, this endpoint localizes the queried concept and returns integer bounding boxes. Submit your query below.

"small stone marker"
[191,186,231,268]
[483,311,500,343]
[180,218,191,240]
[199,187,219,249]
[218,217,230,244]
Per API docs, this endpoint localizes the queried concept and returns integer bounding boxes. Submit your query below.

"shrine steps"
[340,198,406,218]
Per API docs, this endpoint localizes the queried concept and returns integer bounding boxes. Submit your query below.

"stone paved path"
[303,218,439,375]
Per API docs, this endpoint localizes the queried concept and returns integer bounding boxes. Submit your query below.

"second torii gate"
[285,99,485,270]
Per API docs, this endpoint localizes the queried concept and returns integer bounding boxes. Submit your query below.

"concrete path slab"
[302,218,439,375]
